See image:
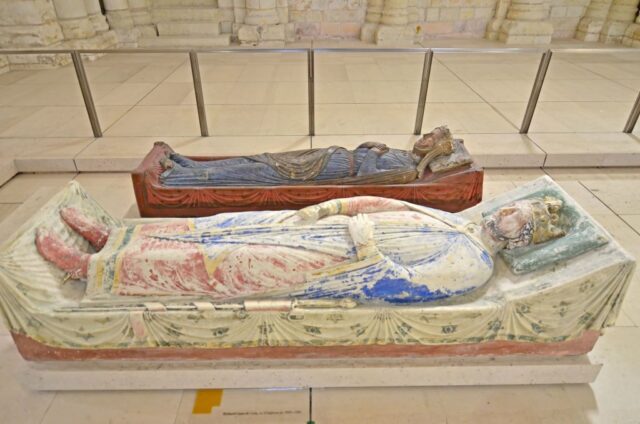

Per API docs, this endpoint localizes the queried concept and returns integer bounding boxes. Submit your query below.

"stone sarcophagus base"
[0,176,633,392]
[131,142,484,218]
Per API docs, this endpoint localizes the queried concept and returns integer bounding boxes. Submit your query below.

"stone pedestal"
[598,0,640,43]
[498,0,554,44]
[575,0,613,40]
[622,14,640,46]
[52,0,118,49]
[128,0,157,38]
[147,0,229,47]
[237,0,292,45]
[360,0,417,44]
[22,355,603,391]
[104,0,140,45]
[84,0,110,33]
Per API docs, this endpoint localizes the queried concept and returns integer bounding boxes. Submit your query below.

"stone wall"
[289,0,497,40]
[290,0,367,39]
[549,0,590,38]
[0,0,639,59]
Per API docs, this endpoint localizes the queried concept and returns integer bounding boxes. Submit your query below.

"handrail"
[0,47,636,54]
[0,46,638,137]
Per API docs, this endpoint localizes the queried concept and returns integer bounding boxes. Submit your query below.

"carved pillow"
[483,187,610,275]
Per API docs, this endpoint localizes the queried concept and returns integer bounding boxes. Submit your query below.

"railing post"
[623,91,640,134]
[71,51,102,138]
[414,49,433,135]
[307,49,315,136]
[189,51,209,137]
[520,49,552,134]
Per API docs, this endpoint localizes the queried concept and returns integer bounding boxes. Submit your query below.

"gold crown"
[530,196,565,244]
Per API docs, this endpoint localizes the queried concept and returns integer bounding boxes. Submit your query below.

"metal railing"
[1,46,639,137]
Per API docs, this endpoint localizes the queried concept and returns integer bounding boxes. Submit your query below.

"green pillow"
[482,187,609,275]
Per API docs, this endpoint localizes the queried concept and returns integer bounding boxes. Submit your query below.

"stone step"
[153,0,216,6]
[152,7,221,22]
[157,21,220,36]
[138,35,231,47]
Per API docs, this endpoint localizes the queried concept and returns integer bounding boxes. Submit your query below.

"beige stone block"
[459,7,475,19]
[0,0,57,26]
[152,7,221,21]
[237,24,260,41]
[475,7,494,18]
[507,8,551,21]
[426,7,440,20]
[325,9,365,21]
[328,0,348,8]
[106,9,135,29]
[0,56,9,74]
[360,21,378,41]
[375,23,416,43]
[464,17,490,32]
[156,21,221,36]
[261,23,286,39]
[499,19,553,43]
[321,21,361,36]
[290,9,324,21]
[423,20,454,33]
[607,7,639,21]
[59,17,97,40]
[600,20,632,43]
[311,0,327,9]
[260,0,277,8]
[440,7,460,20]
[0,21,65,47]
[550,6,567,17]
[295,21,321,37]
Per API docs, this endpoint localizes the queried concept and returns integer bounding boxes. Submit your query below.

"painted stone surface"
[132,140,483,217]
[0,177,635,361]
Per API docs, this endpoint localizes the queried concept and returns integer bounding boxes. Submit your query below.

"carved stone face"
[413,125,452,157]
[483,197,566,250]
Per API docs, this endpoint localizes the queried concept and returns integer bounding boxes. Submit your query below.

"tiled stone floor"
[0,39,639,180]
[0,166,639,423]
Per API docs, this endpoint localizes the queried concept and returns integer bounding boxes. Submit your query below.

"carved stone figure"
[132,133,482,217]
[35,195,564,304]
[0,178,632,361]
[159,126,468,187]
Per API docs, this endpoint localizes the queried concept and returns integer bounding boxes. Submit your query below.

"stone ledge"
[24,354,601,390]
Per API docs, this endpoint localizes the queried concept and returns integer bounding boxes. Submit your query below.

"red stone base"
[131,142,484,217]
[12,331,600,362]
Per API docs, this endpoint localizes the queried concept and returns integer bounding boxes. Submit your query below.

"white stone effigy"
[0,177,634,365]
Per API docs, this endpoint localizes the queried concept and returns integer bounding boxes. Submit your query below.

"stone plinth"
[104,0,141,45]
[129,0,157,38]
[84,0,110,32]
[237,0,293,45]
[52,0,118,51]
[498,0,554,44]
[150,0,229,46]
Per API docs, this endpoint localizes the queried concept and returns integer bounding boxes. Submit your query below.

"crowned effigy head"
[413,125,453,157]
[483,196,566,250]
